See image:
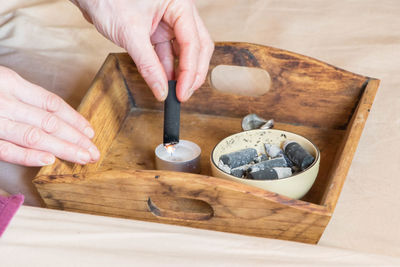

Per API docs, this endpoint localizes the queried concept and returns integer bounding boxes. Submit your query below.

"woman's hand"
[0,67,99,166]
[71,0,214,102]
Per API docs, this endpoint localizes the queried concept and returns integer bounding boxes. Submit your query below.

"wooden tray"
[33,42,379,244]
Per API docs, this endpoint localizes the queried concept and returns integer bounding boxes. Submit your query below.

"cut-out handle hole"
[147,196,214,221]
[210,65,271,96]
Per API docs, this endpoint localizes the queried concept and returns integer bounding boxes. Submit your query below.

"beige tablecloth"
[0,0,399,265]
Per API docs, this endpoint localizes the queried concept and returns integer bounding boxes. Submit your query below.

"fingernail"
[77,149,91,164]
[40,154,55,166]
[154,82,167,101]
[88,146,100,162]
[185,88,195,101]
[186,75,200,101]
[84,127,95,139]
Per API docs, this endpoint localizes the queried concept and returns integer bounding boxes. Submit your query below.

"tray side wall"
[34,170,331,244]
[322,79,379,210]
[36,54,131,177]
[115,42,369,130]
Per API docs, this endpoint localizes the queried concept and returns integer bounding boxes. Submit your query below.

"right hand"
[71,0,214,102]
[0,66,100,166]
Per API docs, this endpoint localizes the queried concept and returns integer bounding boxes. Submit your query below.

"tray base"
[99,108,345,205]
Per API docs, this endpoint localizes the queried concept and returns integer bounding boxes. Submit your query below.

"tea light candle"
[155,140,201,173]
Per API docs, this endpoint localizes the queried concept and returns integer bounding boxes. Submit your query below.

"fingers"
[0,140,55,167]
[10,76,95,139]
[5,99,100,162]
[191,7,214,93]
[0,67,98,166]
[154,41,175,80]
[125,33,168,101]
[150,21,174,44]
[164,2,200,102]
[0,117,93,165]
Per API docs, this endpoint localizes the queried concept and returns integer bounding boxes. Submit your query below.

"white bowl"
[210,129,320,199]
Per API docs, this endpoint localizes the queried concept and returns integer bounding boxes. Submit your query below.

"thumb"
[125,33,168,101]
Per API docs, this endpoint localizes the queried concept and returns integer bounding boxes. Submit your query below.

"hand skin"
[71,0,214,102]
[0,66,99,166]
[0,0,212,167]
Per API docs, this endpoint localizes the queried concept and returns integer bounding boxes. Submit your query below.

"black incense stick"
[163,80,180,145]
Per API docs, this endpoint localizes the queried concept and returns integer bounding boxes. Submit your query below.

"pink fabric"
[0,194,24,237]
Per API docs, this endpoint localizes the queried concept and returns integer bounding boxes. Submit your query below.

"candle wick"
[165,144,176,157]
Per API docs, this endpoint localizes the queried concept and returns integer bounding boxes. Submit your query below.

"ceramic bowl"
[210,129,320,199]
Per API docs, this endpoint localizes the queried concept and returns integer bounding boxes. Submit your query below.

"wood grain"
[99,109,345,205]
[116,42,368,129]
[36,54,131,177]
[34,169,330,243]
[32,42,379,244]
[322,78,379,210]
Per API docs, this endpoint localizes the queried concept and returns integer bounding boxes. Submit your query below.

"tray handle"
[205,42,300,91]
[147,196,214,221]
[144,171,220,222]
[33,169,330,243]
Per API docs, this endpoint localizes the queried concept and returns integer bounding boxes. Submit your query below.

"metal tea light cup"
[155,140,201,173]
